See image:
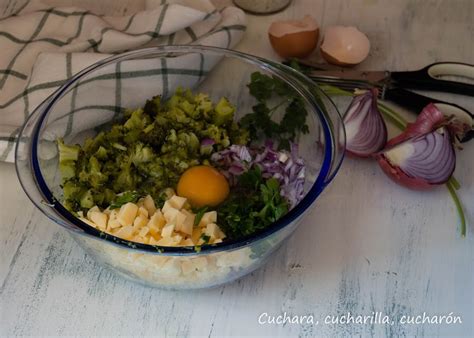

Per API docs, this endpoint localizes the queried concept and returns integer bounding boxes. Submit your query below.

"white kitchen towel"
[0,0,246,162]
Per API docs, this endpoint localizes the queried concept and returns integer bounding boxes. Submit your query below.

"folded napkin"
[0,0,246,162]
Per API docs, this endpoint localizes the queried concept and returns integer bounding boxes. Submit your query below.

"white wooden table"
[1,0,473,336]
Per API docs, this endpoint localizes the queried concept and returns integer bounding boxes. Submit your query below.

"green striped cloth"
[0,0,246,162]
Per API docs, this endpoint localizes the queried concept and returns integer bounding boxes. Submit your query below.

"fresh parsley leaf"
[200,234,211,244]
[216,170,289,241]
[193,206,208,226]
[243,71,309,149]
[247,72,275,102]
[109,191,139,209]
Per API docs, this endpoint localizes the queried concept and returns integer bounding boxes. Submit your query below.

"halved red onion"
[377,104,456,189]
[343,89,387,157]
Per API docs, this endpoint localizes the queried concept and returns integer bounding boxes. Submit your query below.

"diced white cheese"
[164,208,180,223]
[161,223,175,238]
[89,211,107,230]
[143,195,157,216]
[148,236,159,245]
[181,260,194,275]
[180,238,194,246]
[107,218,121,230]
[168,195,187,210]
[148,210,165,229]
[199,211,217,227]
[87,205,100,220]
[172,234,183,244]
[204,222,219,239]
[117,202,138,227]
[109,209,118,220]
[79,217,96,228]
[192,257,208,270]
[157,237,176,247]
[138,226,150,238]
[160,258,181,276]
[138,206,149,219]
[161,201,173,214]
[133,215,148,230]
[176,213,194,236]
[114,225,134,240]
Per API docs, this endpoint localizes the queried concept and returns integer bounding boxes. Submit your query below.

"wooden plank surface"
[1,0,473,337]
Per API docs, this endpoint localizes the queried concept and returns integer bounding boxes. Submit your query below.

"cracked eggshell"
[321,26,370,66]
[268,15,319,58]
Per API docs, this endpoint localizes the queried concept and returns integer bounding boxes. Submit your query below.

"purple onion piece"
[211,142,306,208]
[344,89,387,157]
[382,127,455,185]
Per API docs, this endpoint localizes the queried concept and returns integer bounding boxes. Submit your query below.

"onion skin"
[387,103,444,147]
[376,104,456,190]
[344,89,387,157]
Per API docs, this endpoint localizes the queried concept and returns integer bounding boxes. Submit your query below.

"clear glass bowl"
[15,46,345,289]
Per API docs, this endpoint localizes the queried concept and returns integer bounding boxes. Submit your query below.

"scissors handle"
[390,62,474,96]
[383,87,473,142]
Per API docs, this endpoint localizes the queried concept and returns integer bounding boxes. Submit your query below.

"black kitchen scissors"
[292,61,474,142]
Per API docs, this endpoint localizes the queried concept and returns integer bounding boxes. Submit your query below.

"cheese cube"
[77,211,84,218]
[79,217,96,228]
[176,214,194,236]
[192,257,208,270]
[133,215,148,230]
[149,236,159,245]
[143,195,156,216]
[118,202,138,226]
[168,195,187,210]
[107,218,121,230]
[161,201,173,214]
[180,238,194,246]
[157,237,176,247]
[204,223,219,239]
[148,210,166,229]
[114,225,134,240]
[191,228,202,244]
[89,211,107,230]
[199,211,217,227]
[213,238,223,244]
[87,205,100,220]
[164,208,180,223]
[138,206,149,219]
[215,226,226,240]
[132,235,148,244]
[109,209,118,220]
[181,260,194,275]
[172,234,183,244]
[138,226,150,238]
[161,223,175,238]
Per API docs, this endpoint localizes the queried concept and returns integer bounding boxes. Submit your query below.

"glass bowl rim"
[18,45,343,255]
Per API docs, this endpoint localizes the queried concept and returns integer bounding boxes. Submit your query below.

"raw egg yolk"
[177,165,229,207]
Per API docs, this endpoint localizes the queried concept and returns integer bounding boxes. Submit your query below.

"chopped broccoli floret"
[57,139,80,163]
[213,97,235,126]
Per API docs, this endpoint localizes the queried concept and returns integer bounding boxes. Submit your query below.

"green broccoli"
[213,97,235,126]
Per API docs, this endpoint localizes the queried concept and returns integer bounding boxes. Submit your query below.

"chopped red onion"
[211,143,306,208]
[344,89,387,157]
